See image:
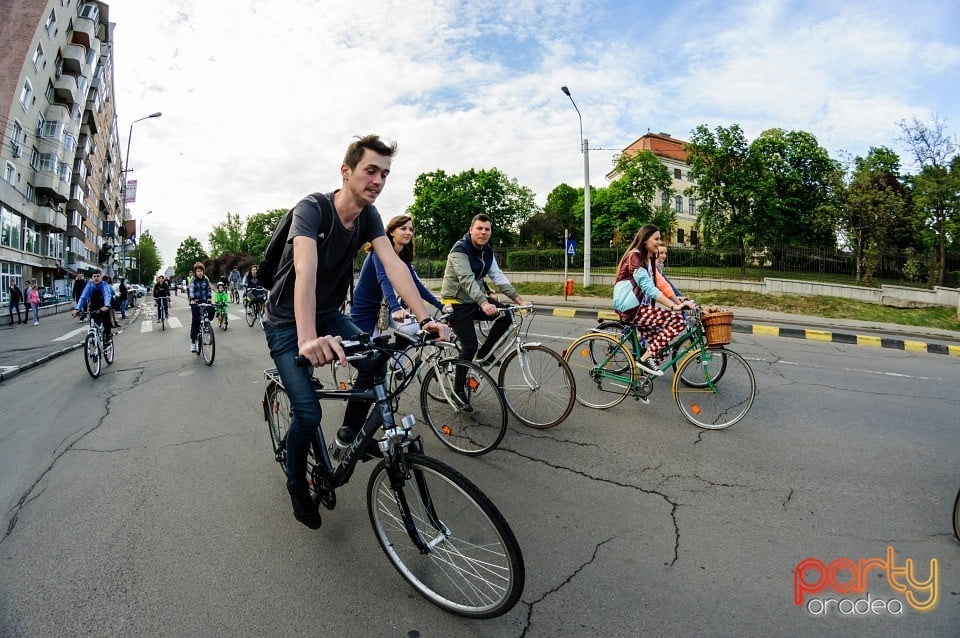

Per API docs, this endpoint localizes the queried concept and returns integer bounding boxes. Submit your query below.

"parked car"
[36,287,57,305]
[111,283,137,308]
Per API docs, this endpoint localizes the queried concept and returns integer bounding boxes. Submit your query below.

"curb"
[0,342,84,383]
[540,306,960,357]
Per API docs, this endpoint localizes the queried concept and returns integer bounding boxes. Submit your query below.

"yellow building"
[609,132,700,246]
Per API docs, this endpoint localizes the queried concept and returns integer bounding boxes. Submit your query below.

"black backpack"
[258,192,335,295]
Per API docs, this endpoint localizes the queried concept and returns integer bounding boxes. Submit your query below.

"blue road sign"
[566,240,577,256]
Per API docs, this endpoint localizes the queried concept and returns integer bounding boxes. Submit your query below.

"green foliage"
[175,236,208,277]
[244,209,287,259]
[208,212,246,258]
[407,168,540,255]
[136,232,162,284]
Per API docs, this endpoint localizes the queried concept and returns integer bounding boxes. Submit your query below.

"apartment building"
[610,132,700,246]
[0,0,123,302]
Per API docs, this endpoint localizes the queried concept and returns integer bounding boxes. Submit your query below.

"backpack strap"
[270,192,337,305]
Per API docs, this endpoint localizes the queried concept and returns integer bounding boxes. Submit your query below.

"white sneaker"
[33,321,39,326]
[636,358,664,377]
[190,342,198,353]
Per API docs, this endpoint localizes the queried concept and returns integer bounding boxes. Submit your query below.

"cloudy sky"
[106,0,960,269]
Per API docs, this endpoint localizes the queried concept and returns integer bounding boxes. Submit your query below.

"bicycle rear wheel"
[264,381,291,466]
[419,359,507,455]
[673,348,755,429]
[201,323,216,365]
[245,302,257,327]
[498,344,575,429]
[104,334,115,365]
[367,453,524,618]
[563,333,634,409]
[84,333,101,378]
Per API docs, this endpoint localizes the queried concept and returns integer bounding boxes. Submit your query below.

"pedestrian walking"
[7,281,25,325]
[72,274,86,321]
[26,283,40,325]
[119,279,129,319]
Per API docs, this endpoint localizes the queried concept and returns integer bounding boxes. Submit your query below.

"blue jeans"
[31,303,39,323]
[264,311,376,491]
[120,299,128,318]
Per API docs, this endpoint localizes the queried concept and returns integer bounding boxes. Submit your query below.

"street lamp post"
[561,86,591,287]
[137,210,153,284]
[121,111,162,279]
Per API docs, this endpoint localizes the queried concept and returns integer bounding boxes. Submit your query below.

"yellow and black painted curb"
[547,307,960,357]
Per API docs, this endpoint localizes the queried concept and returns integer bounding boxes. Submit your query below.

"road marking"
[169,317,184,329]
[804,329,832,341]
[53,327,86,342]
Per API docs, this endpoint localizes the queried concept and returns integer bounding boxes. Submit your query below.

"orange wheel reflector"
[441,425,452,436]
[467,377,479,390]
[691,404,701,415]
[580,348,589,357]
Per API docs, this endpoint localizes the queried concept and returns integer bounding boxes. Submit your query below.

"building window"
[33,43,45,70]
[40,119,63,139]
[690,230,698,246]
[689,197,696,217]
[674,168,682,179]
[19,79,33,110]
[661,190,669,206]
[4,162,15,185]
[45,80,55,103]
[1,262,24,302]
[45,9,57,36]
[1,207,23,250]
[677,228,685,244]
[23,220,39,254]
[674,195,683,213]
[25,184,35,203]
[79,3,99,20]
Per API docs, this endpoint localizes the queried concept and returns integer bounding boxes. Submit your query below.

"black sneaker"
[287,483,322,530]
[453,390,474,413]
[636,358,664,377]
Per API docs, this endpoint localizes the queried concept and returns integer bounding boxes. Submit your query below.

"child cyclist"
[213,281,230,328]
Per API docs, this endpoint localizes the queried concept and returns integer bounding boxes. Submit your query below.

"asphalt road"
[0,296,957,637]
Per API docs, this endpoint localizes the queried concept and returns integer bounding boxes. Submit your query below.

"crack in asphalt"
[518,536,616,638]
[498,446,681,567]
[509,428,602,449]
[1,367,145,546]
[782,487,794,510]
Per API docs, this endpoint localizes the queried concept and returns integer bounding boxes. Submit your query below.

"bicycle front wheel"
[367,453,524,618]
[676,344,727,388]
[953,488,960,542]
[498,344,575,429]
[419,359,507,455]
[84,333,101,378]
[673,348,755,429]
[201,323,216,366]
[563,333,634,409]
[245,302,257,327]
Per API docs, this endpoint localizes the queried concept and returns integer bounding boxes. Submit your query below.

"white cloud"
[107,0,959,269]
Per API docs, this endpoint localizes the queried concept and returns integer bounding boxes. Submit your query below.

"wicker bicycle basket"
[701,311,733,346]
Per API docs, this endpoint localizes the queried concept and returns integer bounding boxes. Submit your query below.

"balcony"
[61,43,86,74]
[33,207,68,232]
[81,109,99,136]
[34,171,69,203]
[68,190,88,221]
[71,17,96,50]
[53,74,78,107]
[77,134,91,159]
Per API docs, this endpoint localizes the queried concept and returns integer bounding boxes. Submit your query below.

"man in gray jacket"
[440,214,527,400]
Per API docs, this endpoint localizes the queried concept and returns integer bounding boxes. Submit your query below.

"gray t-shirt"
[263,191,385,328]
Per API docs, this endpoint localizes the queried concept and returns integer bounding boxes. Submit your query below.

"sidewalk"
[0,300,142,382]
[2,294,958,383]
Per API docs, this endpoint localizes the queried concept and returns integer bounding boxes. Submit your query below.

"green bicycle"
[562,306,756,429]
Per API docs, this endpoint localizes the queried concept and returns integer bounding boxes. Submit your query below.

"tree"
[407,168,539,255]
[244,209,287,259]
[136,232,162,284]
[898,115,958,285]
[175,236,208,277]
[749,128,843,249]
[685,124,760,269]
[208,212,246,258]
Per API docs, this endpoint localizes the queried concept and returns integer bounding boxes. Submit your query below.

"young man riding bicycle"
[262,134,447,530]
[71,269,114,343]
[440,214,528,401]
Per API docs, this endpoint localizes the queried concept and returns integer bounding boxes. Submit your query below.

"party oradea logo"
[794,546,938,616]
